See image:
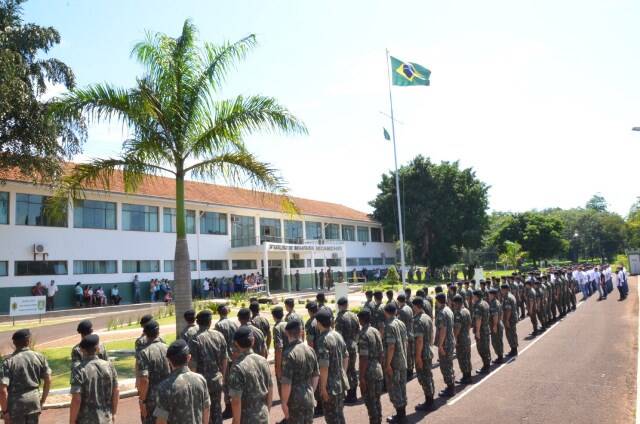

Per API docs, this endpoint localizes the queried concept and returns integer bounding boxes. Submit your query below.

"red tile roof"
[0,166,375,224]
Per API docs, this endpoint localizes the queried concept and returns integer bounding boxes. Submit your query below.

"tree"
[586,194,608,212]
[0,0,85,180]
[370,155,489,268]
[628,197,640,249]
[51,21,306,335]
[499,241,526,269]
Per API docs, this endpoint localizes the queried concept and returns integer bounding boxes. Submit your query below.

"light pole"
[573,231,580,262]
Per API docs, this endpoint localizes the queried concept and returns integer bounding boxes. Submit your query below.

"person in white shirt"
[616,266,628,300]
[46,280,58,311]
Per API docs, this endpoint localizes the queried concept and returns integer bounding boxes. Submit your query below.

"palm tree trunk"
[174,174,192,336]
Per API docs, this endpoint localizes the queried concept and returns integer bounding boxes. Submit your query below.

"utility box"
[629,253,640,275]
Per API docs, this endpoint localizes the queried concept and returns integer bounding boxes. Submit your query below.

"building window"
[200,212,227,235]
[326,258,341,267]
[232,260,257,270]
[346,258,357,267]
[260,218,281,243]
[342,225,355,241]
[122,204,158,232]
[385,257,396,265]
[305,221,322,240]
[0,192,8,224]
[0,261,7,276]
[358,257,372,266]
[289,259,305,268]
[15,261,68,276]
[371,228,382,242]
[201,260,229,271]
[357,226,370,242]
[164,260,197,272]
[73,200,116,230]
[325,223,339,240]
[73,260,117,274]
[231,215,255,247]
[314,259,325,267]
[372,257,383,265]
[122,260,160,273]
[16,194,67,227]
[163,208,195,234]
[284,220,303,244]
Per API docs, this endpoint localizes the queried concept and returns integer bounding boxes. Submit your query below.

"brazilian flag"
[390,56,430,86]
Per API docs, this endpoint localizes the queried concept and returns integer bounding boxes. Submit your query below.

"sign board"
[334,282,349,301]
[629,254,640,276]
[268,243,342,252]
[473,268,484,285]
[10,296,46,317]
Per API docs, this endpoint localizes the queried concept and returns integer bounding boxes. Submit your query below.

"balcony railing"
[230,235,346,248]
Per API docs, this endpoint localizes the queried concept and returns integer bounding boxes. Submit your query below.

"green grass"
[0,317,83,335]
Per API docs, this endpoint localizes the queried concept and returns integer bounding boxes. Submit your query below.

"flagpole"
[386,48,407,289]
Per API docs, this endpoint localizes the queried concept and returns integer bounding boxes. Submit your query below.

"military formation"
[0,267,589,423]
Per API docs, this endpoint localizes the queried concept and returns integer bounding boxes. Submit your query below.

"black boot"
[222,403,233,419]
[493,355,504,364]
[438,384,455,397]
[344,388,358,404]
[415,395,433,411]
[506,348,518,357]
[476,363,490,374]
[386,407,406,423]
[407,369,414,381]
[458,372,473,384]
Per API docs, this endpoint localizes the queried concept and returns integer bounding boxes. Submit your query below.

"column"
[263,243,270,296]
[311,249,315,290]
[285,249,291,292]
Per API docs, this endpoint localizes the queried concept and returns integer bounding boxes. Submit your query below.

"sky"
[23,0,640,217]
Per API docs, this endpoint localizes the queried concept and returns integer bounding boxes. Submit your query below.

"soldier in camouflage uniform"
[411,297,435,411]
[371,291,385,333]
[228,327,273,424]
[534,280,546,330]
[488,288,505,363]
[271,306,287,397]
[501,284,519,357]
[136,320,171,424]
[357,309,384,424]
[304,301,323,416]
[335,296,360,403]
[315,309,349,424]
[434,293,456,397]
[237,308,267,358]
[396,294,414,381]
[452,294,472,384]
[181,309,200,344]
[383,303,407,423]
[71,320,109,368]
[316,293,335,324]
[250,302,272,350]
[525,280,539,335]
[189,309,228,424]
[214,305,238,420]
[154,339,211,424]
[280,320,319,424]
[0,329,51,424]
[472,290,492,374]
[135,314,155,353]
[69,334,118,424]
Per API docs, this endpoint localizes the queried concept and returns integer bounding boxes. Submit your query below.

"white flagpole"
[386,49,407,289]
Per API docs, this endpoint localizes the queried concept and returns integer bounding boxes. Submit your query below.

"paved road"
[41,278,638,424]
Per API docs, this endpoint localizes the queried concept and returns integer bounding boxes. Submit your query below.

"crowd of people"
[195,273,266,299]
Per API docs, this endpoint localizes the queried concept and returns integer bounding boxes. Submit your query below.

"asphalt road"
[41,278,638,424]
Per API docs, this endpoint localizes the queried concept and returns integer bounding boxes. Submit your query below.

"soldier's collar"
[173,365,190,375]
[14,347,30,353]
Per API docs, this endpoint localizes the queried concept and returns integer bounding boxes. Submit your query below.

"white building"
[0,168,395,311]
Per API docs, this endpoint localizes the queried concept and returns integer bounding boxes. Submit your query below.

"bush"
[350,306,363,315]
[387,266,400,284]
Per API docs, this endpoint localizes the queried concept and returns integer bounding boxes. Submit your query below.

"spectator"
[227,276,234,297]
[83,286,93,307]
[294,270,300,291]
[46,280,58,311]
[416,268,422,283]
[74,282,83,307]
[150,279,157,302]
[203,278,210,299]
[374,269,381,282]
[110,285,122,305]
[95,286,107,306]
[31,281,45,296]
[132,274,141,304]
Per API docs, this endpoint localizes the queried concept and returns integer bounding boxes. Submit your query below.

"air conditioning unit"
[33,244,46,254]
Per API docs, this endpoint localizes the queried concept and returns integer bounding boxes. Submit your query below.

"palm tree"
[51,20,306,335]
[499,241,527,270]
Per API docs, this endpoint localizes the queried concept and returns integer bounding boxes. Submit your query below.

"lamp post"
[573,231,580,262]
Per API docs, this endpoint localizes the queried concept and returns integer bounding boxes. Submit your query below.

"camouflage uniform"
[214,317,239,407]
[286,310,304,326]
[227,351,273,424]
[136,339,171,424]
[251,315,271,346]
[304,316,317,349]
[502,292,519,350]
[71,342,109,368]
[413,311,435,399]
[473,299,491,366]
[153,366,211,424]
[335,309,360,393]
[272,319,288,393]
[357,324,384,424]
[281,339,319,424]
[424,296,434,320]
[181,323,200,344]
[435,305,456,386]
[453,307,472,375]
[371,302,385,333]
[0,347,50,423]
[189,328,228,424]
[70,355,118,423]
[489,298,504,358]
[316,329,349,424]
[236,324,267,357]
[384,317,407,409]
[397,304,415,374]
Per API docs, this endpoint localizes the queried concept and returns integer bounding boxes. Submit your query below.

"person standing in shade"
[71,320,109,368]
[154,339,210,424]
[0,329,51,424]
[434,293,456,398]
[472,290,491,374]
[396,294,414,380]
[271,306,288,398]
[228,326,273,424]
[488,288,505,364]
[294,270,301,291]
[314,269,318,290]
[133,274,141,304]
[383,303,407,423]
[501,284,519,357]
[214,305,238,420]
[46,280,57,311]
[357,309,384,424]
[69,334,119,424]
[412,297,435,412]
[279,320,319,424]
[319,268,325,291]
[334,296,360,404]
[452,295,473,385]
[315,309,349,424]
[181,309,199,344]
[250,302,271,351]
[137,320,171,424]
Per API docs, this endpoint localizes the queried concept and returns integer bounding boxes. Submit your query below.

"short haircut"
[183,309,196,323]
[249,302,260,314]
[271,306,284,320]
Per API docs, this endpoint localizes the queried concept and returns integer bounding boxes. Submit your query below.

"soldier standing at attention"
[271,306,288,397]
[304,301,323,417]
[385,290,398,309]
[137,320,171,423]
[316,293,334,322]
[214,305,238,420]
[434,293,456,397]
[396,294,415,380]
[412,297,435,411]
[364,290,375,310]
[181,309,199,343]
[357,310,384,424]
[371,291,386,335]
[315,309,349,424]
[135,314,155,353]
[501,284,519,357]
[154,340,211,424]
[383,303,407,423]
[335,297,360,404]
[488,288,505,364]
[279,320,319,424]
[250,302,271,352]
[452,294,473,385]
[228,327,273,424]
[189,310,228,424]
[69,334,119,424]
[237,308,267,358]
[525,280,539,335]
[0,329,51,424]
[71,320,109,368]
[472,290,492,374]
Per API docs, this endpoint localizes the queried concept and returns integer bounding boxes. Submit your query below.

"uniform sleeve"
[280,352,293,385]
[227,367,244,398]
[414,319,425,338]
[101,344,110,361]
[385,325,397,346]
[264,361,273,388]
[357,333,369,357]
[69,365,83,394]
[316,338,330,368]
[153,386,169,420]
[110,363,118,388]
[273,327,283,350]
[71,345,82,364]
[40,355,51,378]
[136,351,149,377]
[202,376,211,408]
[311,350,320,377]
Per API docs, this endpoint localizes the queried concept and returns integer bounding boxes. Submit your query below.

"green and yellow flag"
[390,56,430,86]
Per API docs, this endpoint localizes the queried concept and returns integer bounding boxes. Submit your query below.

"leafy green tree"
[0,0,85,180]
[586,194,608,212]
[386,265,400,284]
[499,241,526,269]
[370,155,489,268]
[51,21,306,335]
[628,197,640,248]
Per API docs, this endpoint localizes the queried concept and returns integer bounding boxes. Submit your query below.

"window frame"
[122,203,159,232]
[73,260,118,275]
[0,192,8,225]
[73,199,117,230]
[122,260,160,273]
[341,225,355,241]
[15,260,68,276]
[15,194,67,227]
[200,212,228,235]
